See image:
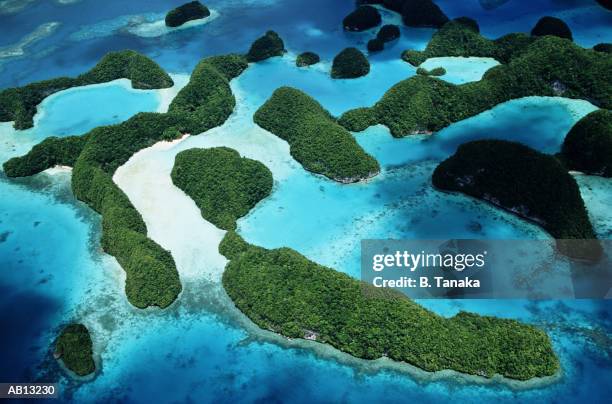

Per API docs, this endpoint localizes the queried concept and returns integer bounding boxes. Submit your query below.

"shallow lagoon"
[0,0,611,402]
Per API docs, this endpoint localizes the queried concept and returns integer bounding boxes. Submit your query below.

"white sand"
[157,74,190,113]
[114,81,297,281]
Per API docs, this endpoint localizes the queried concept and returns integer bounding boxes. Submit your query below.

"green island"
[253,87,380,183]
[340,35,611,136]
[377,24,400,42]
[367,38,384,52]
[296,52,320,67]
[165,1,210,28]
[0,50,173,130]
[246,31,285,63]
[331,47,370,79]
[561,109,612,177]
[416,66,446,76]
[401,18,534,66]
[171,147,273,230]
[342,5,381,31]
[594,43,611,53]
[432,140,597,239]
[531,16,573,41]
[55,324,95,377]
[359,0,449,28]
[3,53,250,308]
[219,231,559,381]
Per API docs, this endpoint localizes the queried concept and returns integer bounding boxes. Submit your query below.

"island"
[55,324,95,377]
[253,87,380,183]
[296,51,320,67]
[165,1,210,28]
[367,38,384,52]
[340,36,611,136]
[246,31,285,62]
[401,18,533,66]
[594,43,611,53]
[342,5,381,31]
[531,16,573,41]
[561,110,612,177]
[0,50,174,130]
[219,231,559,380]
[432,140,602,259]
[4,53,250,309]
[358,0,449,28]
[331,47,370,79]
[377,24,400,42]
[171,147,273,230]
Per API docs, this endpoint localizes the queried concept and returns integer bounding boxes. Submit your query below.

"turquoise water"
[0,1,610,403]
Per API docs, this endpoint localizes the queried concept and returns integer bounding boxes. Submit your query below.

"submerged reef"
[296,51,320,67]
[171,147,273,230]
[561,110,612,177]
[343,5,381,31]
[254,87,379,183]
[0,50,173,130]
[531,16,573,41]
[246,31,285,62]
[219,231,559,381]
[341,36,611,136]
[55,324,95,377]
[432,140,597,241]
[165,1,210,28]
[331,47,370,79]
[4,53,249,308]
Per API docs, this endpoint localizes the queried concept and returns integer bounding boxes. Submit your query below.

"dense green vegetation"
[341,36,611,136]
[165,1,210,27]
[246,31,285,62]
[561,110,612,177]
[416,66,446,76]
[531,16,573,41]
[296,52,320,67]
[401,18,534,66]
[55,324,95,376]
[432,140,597,241]
[342,5,381,31]
[0,50,173,130]
[377,24,400,42]
[367,38,384,52]
[331,48,370,79]
[220,231,559,380]
[171,147,273,230]
[3,55,249,308]
[254,87,379,182]
[399,0,449,28]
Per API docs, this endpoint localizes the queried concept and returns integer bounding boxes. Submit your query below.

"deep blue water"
[0,1,611,403]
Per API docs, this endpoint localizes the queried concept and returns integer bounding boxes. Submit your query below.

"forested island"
[561,110,612,177]
[246,31,285,62]
[165,1,210,28]
[254,87,380,182]
[4,52,251,308]
[432,140,602,259]
[0,50,174,130]
[171,147,273,230]
[331,48,370,79]
[357,0,449,28]
[340,34,611,136]
[55,324,95,377]
[219,231,559,380]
